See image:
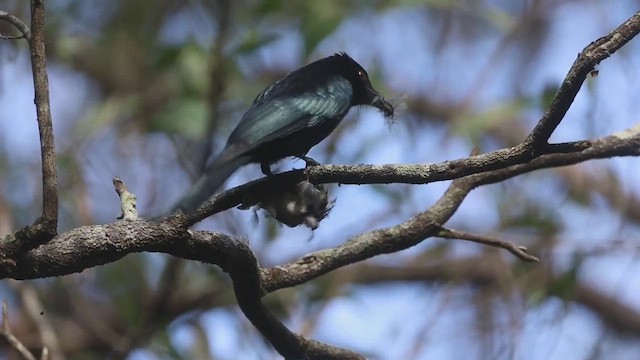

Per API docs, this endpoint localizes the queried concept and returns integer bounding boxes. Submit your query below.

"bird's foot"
[261,162,273,176]
[298,156,320,168]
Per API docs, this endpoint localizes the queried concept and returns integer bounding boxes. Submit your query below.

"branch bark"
[0,0,58,290]
[525,12,640,146]
[0,10,32,41]
[4,127,633,280]
[435,226,539,262]
[29,0,58,228]
[261,129,640,292]
[0,127,637,359]
[177,139,589,227]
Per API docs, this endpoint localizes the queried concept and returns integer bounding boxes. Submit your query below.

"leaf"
[177,42,209,96]
[301,2,345,55]
[234,30,279,55]
[75,95,139,138]
[152,98,209,139]
[453,100,527,142]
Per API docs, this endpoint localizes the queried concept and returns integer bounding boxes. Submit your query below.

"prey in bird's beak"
[345,52,395,120]
[371,95,395,119]
[360,78,394,119]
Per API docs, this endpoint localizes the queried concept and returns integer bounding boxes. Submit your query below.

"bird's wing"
[227,77,353,150]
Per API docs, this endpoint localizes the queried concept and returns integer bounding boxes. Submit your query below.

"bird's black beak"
[369,89,394,119]
[362,82,394,118]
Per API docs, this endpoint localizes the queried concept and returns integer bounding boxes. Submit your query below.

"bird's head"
[331,52,395,118]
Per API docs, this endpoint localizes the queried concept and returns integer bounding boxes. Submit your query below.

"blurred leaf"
[152,98,209,138]
[76,95,140,138]
[177,42,209,96]
[501,202,562,238]
[527,287,547,306]
[234,30,279,55]
[154,45,183,69]
[55,35,86,61]
[566,173,594,206]
[540,83,558,110]
[301,2,345,55]
[190,321,215,360]
[257,0,284,14]
[453,100,526,142]
[158,329,187,360]
[546,253,584,301]
[485,7,516,32]
[370,183,406,206]
[97,255,149,327]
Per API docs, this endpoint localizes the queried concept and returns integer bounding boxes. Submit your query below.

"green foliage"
[300,2,345,55]
[152,98,209,138]
[546,253,583,300]
[500,201,562,238]
[77,96,140,137]
[453,100,528,143]
[235,30,280,54]
[97,254,150,329]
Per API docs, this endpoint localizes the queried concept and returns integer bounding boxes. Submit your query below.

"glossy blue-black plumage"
[178,52,393,212]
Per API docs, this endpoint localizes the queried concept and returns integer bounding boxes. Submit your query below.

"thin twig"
[0,34,24,40]
[261,128,640,293]
[14,282,64,360]
[0,10,32,42]
[0,300,39,360]
[525,12,640,147]
[435,226,539,262]
[29,0,59,227]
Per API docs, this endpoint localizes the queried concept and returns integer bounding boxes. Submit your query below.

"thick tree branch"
[1,223,362,359]
[1,128,637,359]
[261,129,640,292]
[177,139,590,227]
[0,132,634,359]
[524,12,640,147]
[409,99,640,227]
[225,236,363,359]
[179,12,640,225]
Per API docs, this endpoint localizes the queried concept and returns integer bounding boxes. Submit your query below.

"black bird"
[178,52,394,212]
